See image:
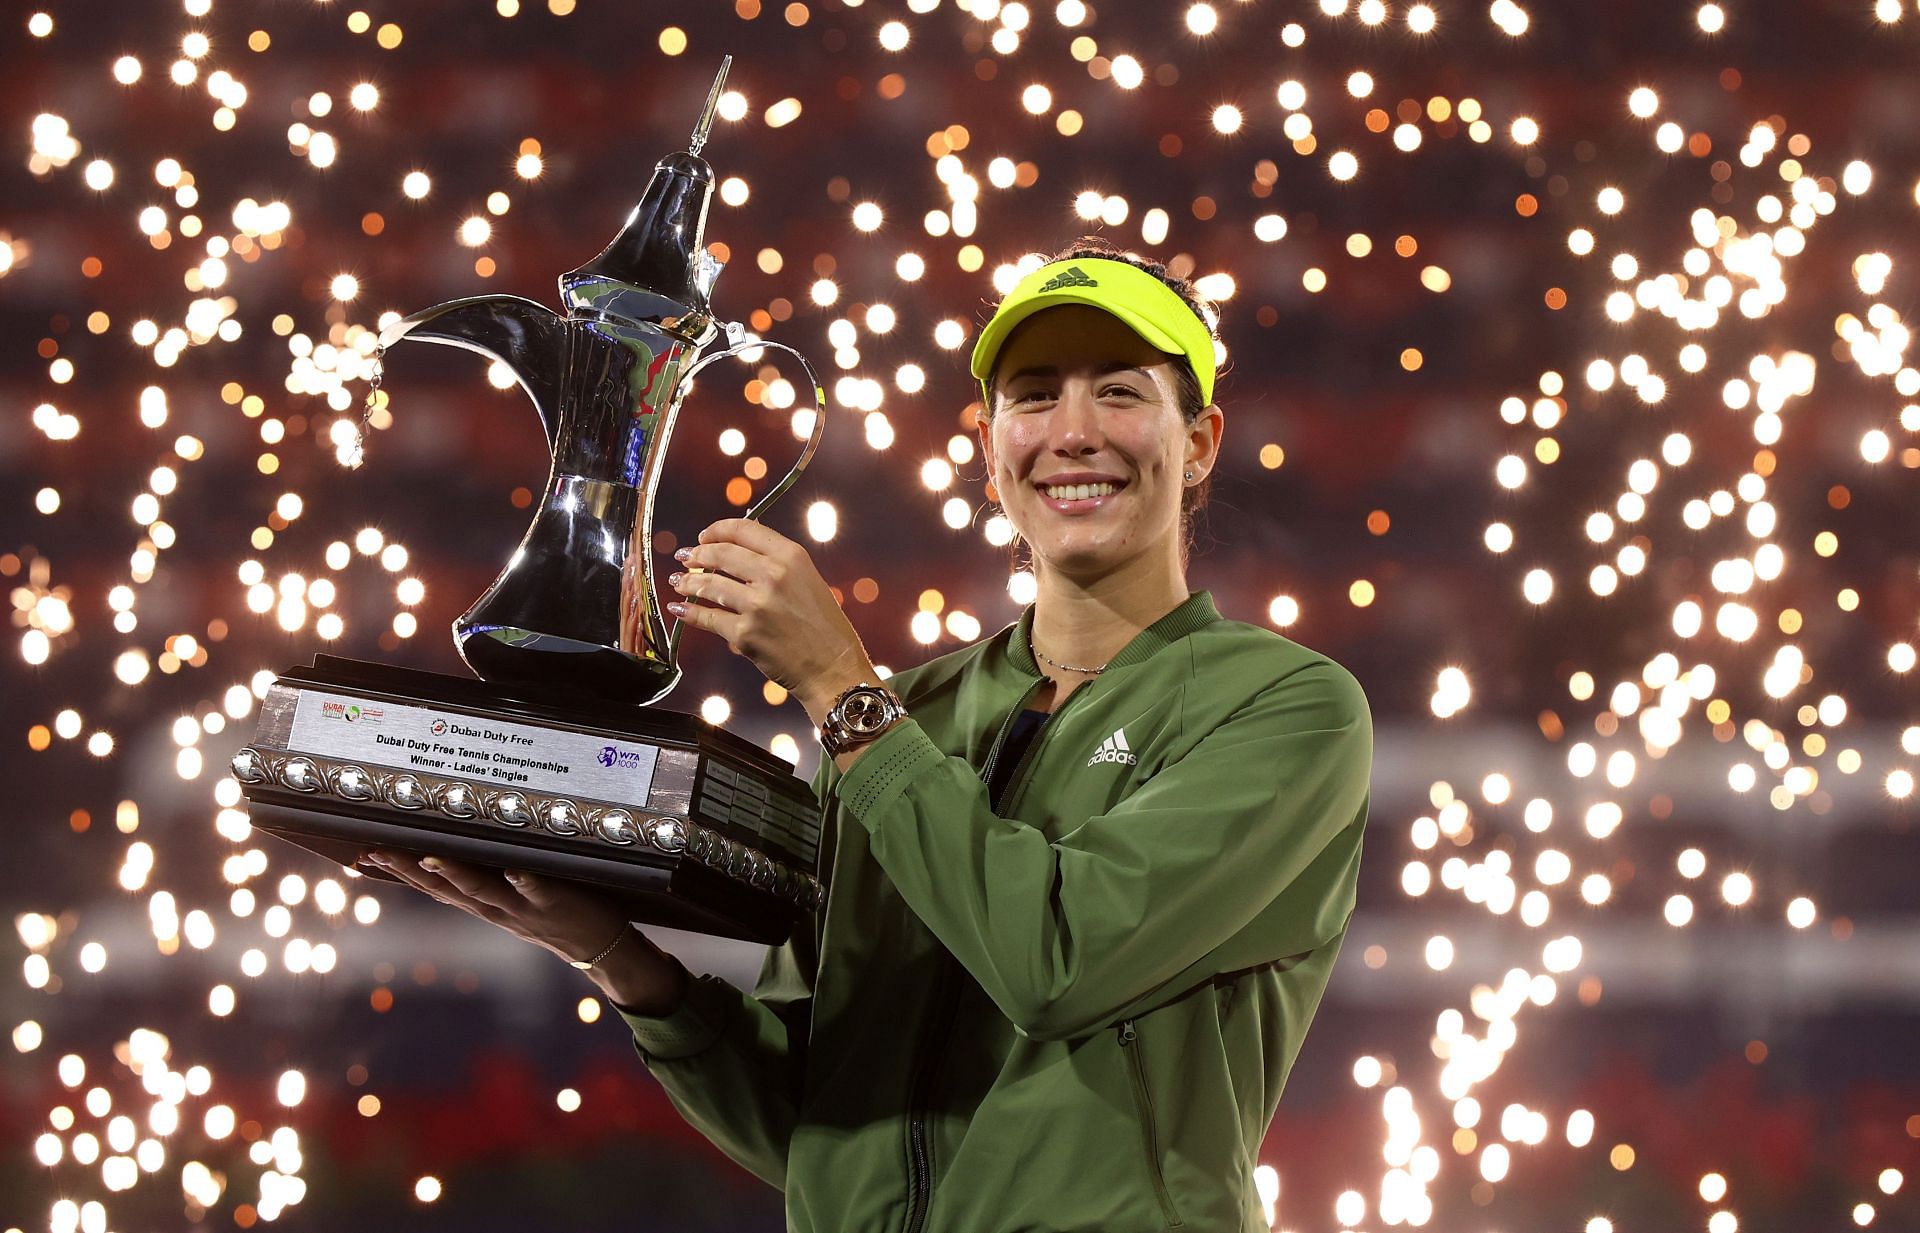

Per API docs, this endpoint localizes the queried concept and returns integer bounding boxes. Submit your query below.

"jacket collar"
[1006,589,1222,679]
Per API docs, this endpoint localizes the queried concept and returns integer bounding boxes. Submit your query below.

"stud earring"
[1184,470,1194,482]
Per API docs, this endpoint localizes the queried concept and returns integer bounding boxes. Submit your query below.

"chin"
[1033,534,1132,572]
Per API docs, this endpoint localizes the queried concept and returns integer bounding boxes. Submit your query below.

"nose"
[1047,378,1104,457]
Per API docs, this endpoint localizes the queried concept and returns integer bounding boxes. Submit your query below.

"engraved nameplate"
[284,689,661,804]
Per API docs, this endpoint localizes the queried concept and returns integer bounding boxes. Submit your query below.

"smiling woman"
[968,236,1227,697]
[622,229,1370,1233]
[976,237,1222,574]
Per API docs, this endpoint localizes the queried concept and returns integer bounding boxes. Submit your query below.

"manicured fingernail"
[504,870,526,885]
[419,857,442,872]
[674,547,691,561]
[667,601,686,615]
[668,571,684,586]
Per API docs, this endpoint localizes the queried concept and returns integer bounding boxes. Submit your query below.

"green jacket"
[617,589,1374,1232]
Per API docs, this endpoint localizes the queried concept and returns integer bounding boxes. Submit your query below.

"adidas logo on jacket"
[1086,726,1138,766]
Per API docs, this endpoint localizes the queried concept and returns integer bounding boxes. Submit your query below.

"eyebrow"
[1003,362,1152,383]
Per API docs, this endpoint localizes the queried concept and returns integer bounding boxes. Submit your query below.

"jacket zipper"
[1119,1018,1185,1229]
[902,956,960,1233]
[901,675,1050,1233]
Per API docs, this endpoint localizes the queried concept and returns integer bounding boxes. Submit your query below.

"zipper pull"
[1117,1019,1135,1046]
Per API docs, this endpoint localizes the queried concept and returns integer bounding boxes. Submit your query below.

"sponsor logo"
[320,699,383,725]
[598,745,647,771]
[1087,727,1137,767]
[1038,264,1099,293]
[430,719,447,735]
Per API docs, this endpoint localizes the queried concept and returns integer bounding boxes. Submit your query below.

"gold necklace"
[1032,643,1109,675]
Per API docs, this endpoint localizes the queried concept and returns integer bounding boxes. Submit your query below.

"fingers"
[363,854,459,905]
[362,852,460,902]
[675,539,769,585]
[666,588,740,642]
[501,868,564,909]
[669,566,752,615]
[423,855,529,914]
[697,517,791,557]
[361,853,635,971]
[363,851,513,918]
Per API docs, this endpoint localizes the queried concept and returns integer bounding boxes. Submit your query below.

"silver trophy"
[231,61,830,943]
[379,56,824,705]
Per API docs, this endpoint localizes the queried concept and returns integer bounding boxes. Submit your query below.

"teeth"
[1040,482,1119,501]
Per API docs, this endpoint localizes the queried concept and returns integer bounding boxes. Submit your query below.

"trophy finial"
[689,56,732,158]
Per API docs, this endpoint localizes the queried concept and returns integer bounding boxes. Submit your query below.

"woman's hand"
[358,849,687,1015]
[666,517,875,712]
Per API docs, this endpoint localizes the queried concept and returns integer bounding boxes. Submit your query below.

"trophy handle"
[665,331,829,661]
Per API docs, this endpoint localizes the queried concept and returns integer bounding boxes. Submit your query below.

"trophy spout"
[380,295,567,447]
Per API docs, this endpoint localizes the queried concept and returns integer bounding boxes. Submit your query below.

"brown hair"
[980,235,1222,565]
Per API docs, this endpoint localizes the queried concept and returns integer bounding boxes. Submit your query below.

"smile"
[1035,480,1125,512]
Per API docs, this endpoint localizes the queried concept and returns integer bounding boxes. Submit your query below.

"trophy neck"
[563,280,717,347]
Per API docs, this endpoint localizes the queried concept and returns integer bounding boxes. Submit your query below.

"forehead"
[996,304,1170,372]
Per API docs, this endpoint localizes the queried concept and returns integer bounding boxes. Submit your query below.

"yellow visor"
[969,256,1217,408]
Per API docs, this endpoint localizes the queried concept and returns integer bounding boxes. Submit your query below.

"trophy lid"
[559,58,732,340]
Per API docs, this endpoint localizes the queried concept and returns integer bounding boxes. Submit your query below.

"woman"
[365,238,1374,1232]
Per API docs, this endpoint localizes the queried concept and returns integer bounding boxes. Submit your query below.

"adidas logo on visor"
[1038,265,1100,293]
[1087,726,1137,767]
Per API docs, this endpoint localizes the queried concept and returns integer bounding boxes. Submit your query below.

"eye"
[1101,384,1142,399]
[1014,389,1053,404]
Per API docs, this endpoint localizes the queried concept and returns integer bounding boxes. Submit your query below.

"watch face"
[845,691,888,732]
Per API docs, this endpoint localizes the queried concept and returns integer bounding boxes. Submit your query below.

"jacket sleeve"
[611,754,830,1190]
[830,660,1373,1042]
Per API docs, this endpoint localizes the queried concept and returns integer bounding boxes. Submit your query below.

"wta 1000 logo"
[598,745,647,770]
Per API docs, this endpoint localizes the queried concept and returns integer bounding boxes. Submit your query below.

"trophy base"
[232,655,823,946]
